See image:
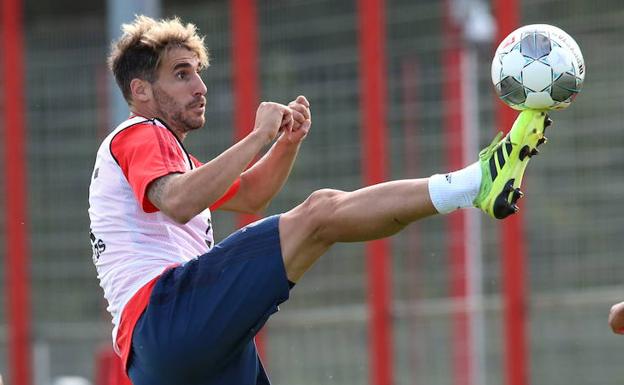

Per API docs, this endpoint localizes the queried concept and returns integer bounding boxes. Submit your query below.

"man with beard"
[89,15,551,385]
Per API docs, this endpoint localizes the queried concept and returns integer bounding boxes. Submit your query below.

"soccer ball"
[491,24,585,110]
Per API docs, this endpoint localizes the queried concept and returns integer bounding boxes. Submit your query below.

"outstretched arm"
[609,301,624,334]
[217,96,312,213]
[148,102,292,223]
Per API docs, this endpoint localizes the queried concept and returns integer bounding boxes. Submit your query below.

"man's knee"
[279,189,345,281]
[300,188,343,241]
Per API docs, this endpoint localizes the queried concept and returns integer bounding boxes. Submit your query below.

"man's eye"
[176,72,186,79]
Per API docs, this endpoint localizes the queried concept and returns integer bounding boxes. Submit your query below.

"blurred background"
[1,0,624,384]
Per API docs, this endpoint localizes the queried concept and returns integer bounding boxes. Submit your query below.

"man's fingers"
[296,95,309,107]
[258,101,309,138]
[280,108,294,131]
[290,108,305,124]
[280,114,293,128]
[289,102,310,121]
[280,104,292,120]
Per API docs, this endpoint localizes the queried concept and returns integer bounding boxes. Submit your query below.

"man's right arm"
[147,102,292,224]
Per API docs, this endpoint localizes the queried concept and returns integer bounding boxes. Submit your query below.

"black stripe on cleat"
[493,179,517,219]
[496,146,506,169]
[489,156,498,180]
[505,140,513,157]
[519,145,531,161]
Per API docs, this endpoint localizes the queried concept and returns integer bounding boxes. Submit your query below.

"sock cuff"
[428,174,459,214]
[428,162,482,215]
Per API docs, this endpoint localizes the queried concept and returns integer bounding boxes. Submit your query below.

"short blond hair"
[108,15,209,102]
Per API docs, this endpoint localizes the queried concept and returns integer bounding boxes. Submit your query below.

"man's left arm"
[217,96,311,213]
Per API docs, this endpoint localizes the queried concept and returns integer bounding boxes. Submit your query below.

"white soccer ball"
[491,24,585,110]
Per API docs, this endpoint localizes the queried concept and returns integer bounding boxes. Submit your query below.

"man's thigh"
[128,340,268,385]
[129,215,290,382]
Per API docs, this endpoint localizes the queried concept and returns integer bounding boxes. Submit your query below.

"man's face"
[151,47,207,135]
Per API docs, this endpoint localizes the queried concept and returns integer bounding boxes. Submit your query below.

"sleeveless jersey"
[88,116,216,350]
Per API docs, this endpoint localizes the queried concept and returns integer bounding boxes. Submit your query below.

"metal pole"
[229,0,264,358]
[357,0,392,384]
[491,1,529,385]
[2,0,31,384]
[461,47,486,385]
[442,3,471,384]
[107,0,161,128]
[449,2,495,385]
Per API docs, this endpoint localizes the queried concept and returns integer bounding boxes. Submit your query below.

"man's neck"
[129,108,187,142]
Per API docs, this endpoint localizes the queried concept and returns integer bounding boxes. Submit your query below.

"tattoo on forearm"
[147,174,176,208]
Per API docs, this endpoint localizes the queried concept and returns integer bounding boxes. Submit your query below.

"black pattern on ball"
[520,32,552,60]
[498,76,527,105]
[551,72,578,102]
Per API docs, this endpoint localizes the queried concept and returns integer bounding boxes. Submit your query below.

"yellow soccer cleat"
[474,109,552,219]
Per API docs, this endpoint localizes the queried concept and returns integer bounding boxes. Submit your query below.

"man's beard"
[153,86,205,133]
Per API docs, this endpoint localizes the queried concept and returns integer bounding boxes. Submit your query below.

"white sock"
[428,162,482,214]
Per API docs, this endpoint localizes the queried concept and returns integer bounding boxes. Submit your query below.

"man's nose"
[194,74,207,96]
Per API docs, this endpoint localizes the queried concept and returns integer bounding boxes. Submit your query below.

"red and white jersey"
[88,116,232,351]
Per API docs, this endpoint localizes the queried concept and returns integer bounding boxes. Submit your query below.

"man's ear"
[130,78,153,103]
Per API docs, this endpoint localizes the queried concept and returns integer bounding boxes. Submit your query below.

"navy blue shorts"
[127,215,290,385]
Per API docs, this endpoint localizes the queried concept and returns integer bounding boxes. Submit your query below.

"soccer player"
[89,15,551,385]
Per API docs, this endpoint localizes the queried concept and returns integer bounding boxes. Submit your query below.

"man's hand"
[253,102,293,144]
[609,301,624,334]
[278,95,311,145]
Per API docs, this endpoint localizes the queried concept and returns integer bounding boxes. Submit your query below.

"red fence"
[3,1,624,385]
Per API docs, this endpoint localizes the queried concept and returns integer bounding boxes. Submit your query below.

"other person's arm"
[609,301,624,334]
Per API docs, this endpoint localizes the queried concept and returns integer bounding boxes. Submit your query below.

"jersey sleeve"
[111,123,188,212]
[209,178,241,211]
